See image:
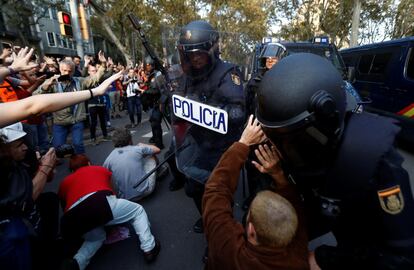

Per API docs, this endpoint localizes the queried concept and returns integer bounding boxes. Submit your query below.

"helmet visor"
[260,43,287,59]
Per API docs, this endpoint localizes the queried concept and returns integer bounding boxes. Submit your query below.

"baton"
[133,142,189,189]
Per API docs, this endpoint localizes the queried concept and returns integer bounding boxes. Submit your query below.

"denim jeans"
[26,122,49,152]
[73,195,155,270]
[52,122,85,154]
[127,96,142,124]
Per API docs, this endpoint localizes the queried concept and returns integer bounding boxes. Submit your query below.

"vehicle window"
[370,53,392,74]
[407,48,414,80]
[287,46,345,75]
[358,55,374,74]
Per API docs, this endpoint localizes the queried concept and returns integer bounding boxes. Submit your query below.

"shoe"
[107,121,111,127]
[169,179,184,191]
[116,114,122,119]
[102,136,111,142]
[60,258,80,270]
[155,143,164,150]
[91,138,99,145]
[143,239,161,263]
[193,218,203,233]
[125,124,133,129]
[202,246,209,264]
[149,137,155,143]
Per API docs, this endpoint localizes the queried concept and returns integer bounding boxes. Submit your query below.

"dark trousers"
[150,107,163,145]
[127,96,142,125]
[89,106,107,139]
[185,179,205,215]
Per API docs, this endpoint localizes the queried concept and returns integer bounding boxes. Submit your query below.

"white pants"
[74,195,155,270]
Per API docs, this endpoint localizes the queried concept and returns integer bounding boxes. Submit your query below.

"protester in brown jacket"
[203,115,309,270]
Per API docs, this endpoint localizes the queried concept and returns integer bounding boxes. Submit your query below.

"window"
[358,55,374,74]
[370,53,392,74]
[47,32,56,47]
[50,7,58,20]
[61,37,68,48]
[407,48,414,80]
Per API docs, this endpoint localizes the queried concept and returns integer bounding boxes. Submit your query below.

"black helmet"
[144,56,154,66]
[257,53,346,172]
[177,20,219,79]
[258,42,287,72]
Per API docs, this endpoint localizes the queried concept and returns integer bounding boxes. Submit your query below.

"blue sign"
[172,95,228,134]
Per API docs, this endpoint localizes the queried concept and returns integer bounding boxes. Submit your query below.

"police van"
[340,37,414,146]
[250,37,362,111]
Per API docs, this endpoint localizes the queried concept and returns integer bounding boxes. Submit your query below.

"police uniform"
[143,71,165,149]
[255,53,414,269]
[301,112,414,269]
[173,58,245,215]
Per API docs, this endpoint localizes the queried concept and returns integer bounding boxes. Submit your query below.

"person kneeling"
[103,128,161,201]
[203,116,309,269]
[59,154,160,270]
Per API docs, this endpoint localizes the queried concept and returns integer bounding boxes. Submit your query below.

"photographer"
[123,68,143,128]
[34,51,108,154]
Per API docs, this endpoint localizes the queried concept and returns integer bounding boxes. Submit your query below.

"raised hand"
[252,143,288,187]
[92,71,123,96]
[9,47,38,72]
[239,115,266,146]
[98,50,106,63]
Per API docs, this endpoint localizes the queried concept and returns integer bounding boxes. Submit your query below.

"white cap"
[0,122,27,143]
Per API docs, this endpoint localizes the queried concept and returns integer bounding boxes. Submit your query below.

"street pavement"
[44,110,414,270]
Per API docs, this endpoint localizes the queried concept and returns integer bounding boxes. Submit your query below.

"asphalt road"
[45,111,414,270]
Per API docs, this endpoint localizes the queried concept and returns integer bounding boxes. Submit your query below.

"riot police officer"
[243,42,288,209]
[256,53,414,269]
[142,57,165,149]
[173,20,245,233]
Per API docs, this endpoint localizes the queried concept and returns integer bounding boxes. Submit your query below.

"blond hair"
[249,190,298,248]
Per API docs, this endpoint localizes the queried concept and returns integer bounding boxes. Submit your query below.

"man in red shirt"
[59,154,160,270]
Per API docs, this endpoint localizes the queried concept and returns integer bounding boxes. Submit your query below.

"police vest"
[323,112,400,198]
[181,60,237,105]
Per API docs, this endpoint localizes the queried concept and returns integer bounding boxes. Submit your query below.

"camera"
[55,144,75,158]
[58,74,71,82]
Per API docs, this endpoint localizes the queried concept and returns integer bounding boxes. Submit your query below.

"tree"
[393,0,414,38]
[0,0,64,46]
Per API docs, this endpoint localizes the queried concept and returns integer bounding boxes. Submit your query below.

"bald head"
[248,190,298,248]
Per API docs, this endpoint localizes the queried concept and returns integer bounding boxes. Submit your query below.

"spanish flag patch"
[377,185,404,215]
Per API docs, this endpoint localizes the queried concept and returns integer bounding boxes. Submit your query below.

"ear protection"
[309,90,337,117]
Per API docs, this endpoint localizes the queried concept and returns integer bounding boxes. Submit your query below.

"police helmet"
[258,43,287,72]
[177,20,219,79]
[257,53,345,134]
[257,53,346,172]
[144,56,155,72]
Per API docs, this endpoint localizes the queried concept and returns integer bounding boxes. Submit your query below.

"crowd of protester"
[0,43,168,270]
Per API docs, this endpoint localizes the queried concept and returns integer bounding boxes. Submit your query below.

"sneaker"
[60,258,80,270]
[143,239,161,263]
[193,218,203,233]
[102,136,111,142]
[91,138,99,145]
[107,121,111,127]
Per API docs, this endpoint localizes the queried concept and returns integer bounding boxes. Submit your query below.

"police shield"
[169,25,248,183]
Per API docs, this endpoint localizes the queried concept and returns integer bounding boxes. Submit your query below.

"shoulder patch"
[377,185,404,215]
[231,73,241,86]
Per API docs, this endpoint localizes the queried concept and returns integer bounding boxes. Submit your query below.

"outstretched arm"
[0,71,123,127]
